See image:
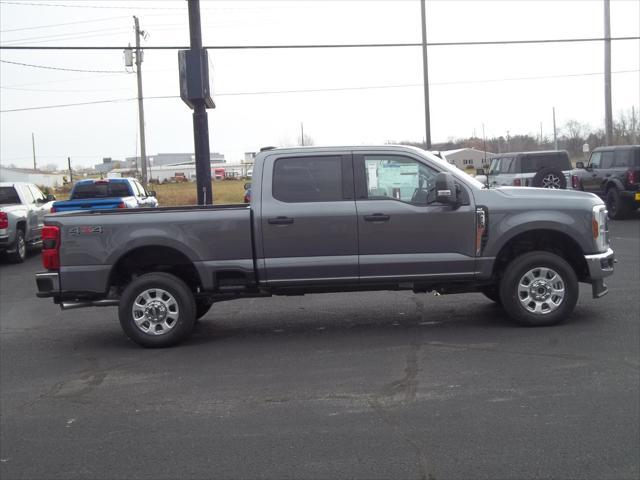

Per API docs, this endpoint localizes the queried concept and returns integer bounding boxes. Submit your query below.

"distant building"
[128,152,226,168]
[441,148,492,170]
[95,157,120,174]
[0,165,66,188]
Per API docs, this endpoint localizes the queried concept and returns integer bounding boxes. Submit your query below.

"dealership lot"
[1,218,638,479]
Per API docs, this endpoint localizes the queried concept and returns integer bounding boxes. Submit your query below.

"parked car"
[51,178,158,213]
[243,183,251,203]
[0,182,55,262]
[572,145,640,219]
[36,145,614,348]
[476,150,573,189]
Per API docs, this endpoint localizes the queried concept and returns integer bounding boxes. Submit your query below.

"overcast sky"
[1,0,639,169]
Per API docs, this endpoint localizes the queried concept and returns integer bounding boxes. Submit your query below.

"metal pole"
[553,107,558,150]
[31,132,36,170]
[420,0,432,149]
[134,16,148,185]
[300,122,304,146]
[188,0,212,205]
[540,122,543,148]
[604,0,613,145]
[68,157,73,183]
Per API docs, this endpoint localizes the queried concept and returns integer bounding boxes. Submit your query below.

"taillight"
[50,206,57,213]
[571,174,581,190]
[627,169,638,185]
[0,212,8,229]
[513,178,522,186]
[42,225,60,270]
[117,202,126,208]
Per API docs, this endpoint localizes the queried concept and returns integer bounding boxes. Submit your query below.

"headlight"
[592,205,609,252]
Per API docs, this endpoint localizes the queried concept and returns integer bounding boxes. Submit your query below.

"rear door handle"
[268,216,294,225]
[364,213,390,222]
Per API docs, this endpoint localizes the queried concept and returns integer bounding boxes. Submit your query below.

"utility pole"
[540,122,543,148]
[300,122,304,146]
[31,132,36,170]
[186,0,213,205]
[420,0,432,149]
[67,157,73,183]
[506,130,511,151]
[134,16,148,185]
[552,107,558,150]
[482,123,487,165]
[604,0,613,145]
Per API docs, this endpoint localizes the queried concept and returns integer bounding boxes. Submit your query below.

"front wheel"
[118,272,196,348]
[499,251,578,327]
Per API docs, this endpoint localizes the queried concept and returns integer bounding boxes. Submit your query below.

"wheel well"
[16,220,25,232]
[493,230,589,282]
[109,246,201,292]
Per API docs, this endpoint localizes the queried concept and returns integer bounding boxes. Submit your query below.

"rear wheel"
[6,229,26,263]
[606,188,631,219]
[499,251,578,327]
[118,272,196,348]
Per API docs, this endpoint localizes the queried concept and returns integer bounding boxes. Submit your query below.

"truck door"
[354,152,477,281]
[260,153,358,285]
[582,151,608,195]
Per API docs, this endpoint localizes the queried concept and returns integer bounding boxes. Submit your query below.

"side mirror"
[435,172,458,206]
[476,168,485,176]
[575,161,585,169]
[244,183,251,190]
[45,194,56,201]
[147,190,157,198]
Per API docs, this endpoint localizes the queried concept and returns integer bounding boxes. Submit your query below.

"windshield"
[71,182,131,199]
[0,186,21,204]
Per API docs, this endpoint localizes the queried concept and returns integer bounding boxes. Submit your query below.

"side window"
[590,152,602,168]
[601,151,614,169]
[29,185,46,203]
[21,185,36,204]
[363,155,438,205]
[613,149,630,167]
[273,156,343,203]
[133,181,146,196]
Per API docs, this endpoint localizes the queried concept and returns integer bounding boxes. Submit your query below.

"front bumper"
[35,271,60,298]
[584,248,615,298]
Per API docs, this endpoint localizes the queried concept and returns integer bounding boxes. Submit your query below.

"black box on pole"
[178,49,215,109]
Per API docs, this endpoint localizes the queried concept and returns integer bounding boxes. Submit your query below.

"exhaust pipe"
[60,299,119,310]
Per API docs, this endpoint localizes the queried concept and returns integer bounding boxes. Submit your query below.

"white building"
[441,148,493,171]
[0,165,66,188]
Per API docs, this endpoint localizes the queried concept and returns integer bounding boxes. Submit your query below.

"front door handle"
[268,216,294,225]
[364,213,390,222]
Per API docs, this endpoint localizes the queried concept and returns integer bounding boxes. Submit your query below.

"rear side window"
[601,151,614,169]
[0,186,20,204]
[520,153,571,173]
[71,182,132,199]
[612,149,632,167]
[273,156,343,203]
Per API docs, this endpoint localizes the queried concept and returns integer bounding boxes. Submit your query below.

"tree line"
[399,107,639,160]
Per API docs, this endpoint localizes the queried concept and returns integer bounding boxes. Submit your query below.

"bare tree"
[297,134,315,146]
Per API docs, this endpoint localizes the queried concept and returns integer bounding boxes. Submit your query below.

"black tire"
[606,188,631,220]
[195,297,214,320]
[499,251,578,327]
[531,167,567,189]
[118,272,196,348]
[6,229,26,263]
[481,288,502,305]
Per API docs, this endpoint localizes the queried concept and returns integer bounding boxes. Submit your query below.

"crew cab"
[572,145,640,219]
[51,178,158,213]
[1,182,56,262]
[36,146,615,348]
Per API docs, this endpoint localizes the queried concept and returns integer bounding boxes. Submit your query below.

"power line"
[2,69,637,113]
[0,36,638,50]
[0,59,129,73]
[0,15,128,33]
[0,1,186,10]
[1,26,131,44]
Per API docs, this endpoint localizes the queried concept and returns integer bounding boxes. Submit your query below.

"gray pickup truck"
[1,182,56,262]
[36,146,615,347]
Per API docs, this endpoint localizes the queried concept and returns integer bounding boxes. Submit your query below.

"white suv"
[476,150,573,189]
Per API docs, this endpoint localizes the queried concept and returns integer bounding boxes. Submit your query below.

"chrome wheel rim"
[517,267,565,315]
[17,235,26,259]
[131,288,179,335]
[542,174,561,189]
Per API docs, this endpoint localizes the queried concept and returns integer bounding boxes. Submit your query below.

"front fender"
[485,209,594,258]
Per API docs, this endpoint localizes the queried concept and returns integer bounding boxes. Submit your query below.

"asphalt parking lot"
[1,218,638,480]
